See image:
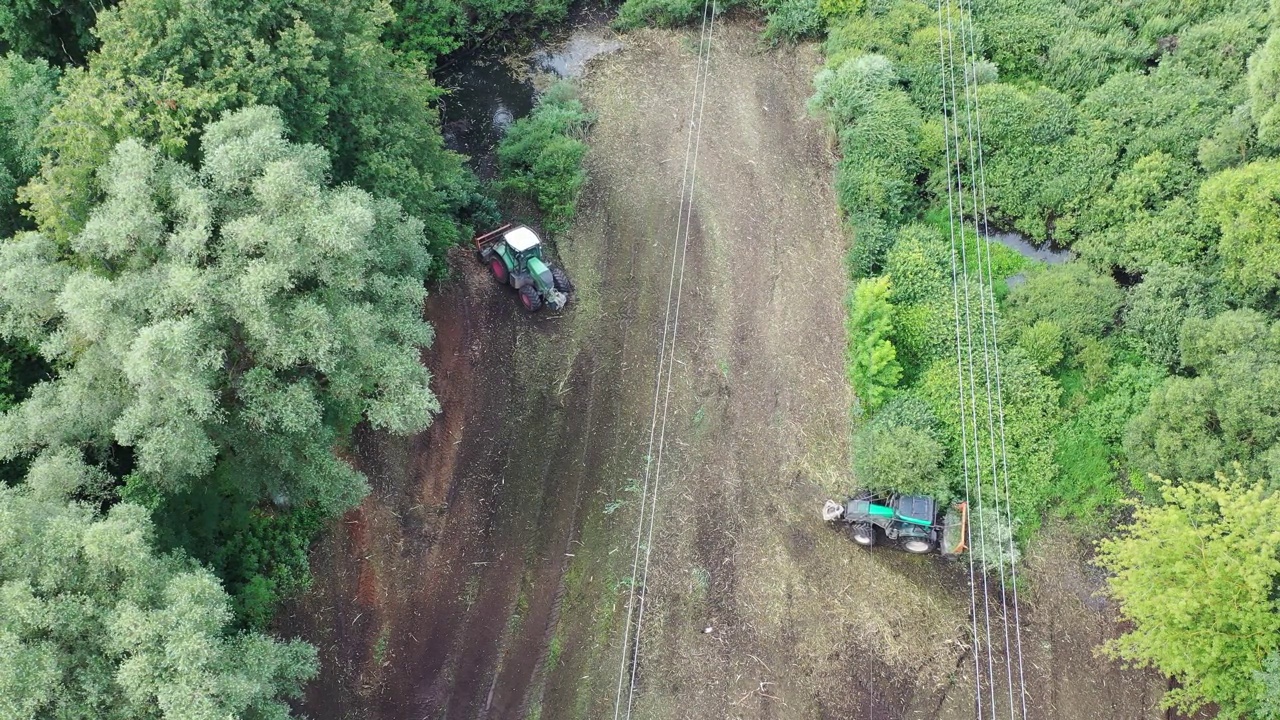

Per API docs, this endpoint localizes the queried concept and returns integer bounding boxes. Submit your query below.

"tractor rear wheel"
[849,522,875,547]
[900,536,935,554]
[551,267,574,293]
[490,258,508,284]
[519,285,542,312]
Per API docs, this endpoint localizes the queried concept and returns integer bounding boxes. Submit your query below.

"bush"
[1074,153,1210,272]
[917,345,1062,529]
[761,0,824,41]
[846,213,894,278]
[852,422,949,502]
[847,276,902,413]
[1017,320,1065,373]
[497,81,593,236]
[969,503,1020,575]
[1004,263,1123,349]
[884,223,948,305]
[1249,28,1280,150]
[614,0,756,29]
[1199,158,1280,297]
[1123,263,1225,369]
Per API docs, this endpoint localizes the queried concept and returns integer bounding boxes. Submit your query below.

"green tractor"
[474,224,574,311]
[823,492,968,556]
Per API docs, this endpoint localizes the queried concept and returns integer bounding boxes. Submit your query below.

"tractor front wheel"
[490,258,508,284]
[519,285,542,312]
[551,267,574,293]
[900,536,935,554]
[850,522,875,547]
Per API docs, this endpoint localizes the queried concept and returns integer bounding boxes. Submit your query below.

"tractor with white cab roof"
[474,224,575,311]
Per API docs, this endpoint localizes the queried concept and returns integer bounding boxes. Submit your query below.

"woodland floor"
[280,20,1171,720]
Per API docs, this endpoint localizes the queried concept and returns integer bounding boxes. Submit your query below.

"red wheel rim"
[521,292,533,309]
[491,258,505,280]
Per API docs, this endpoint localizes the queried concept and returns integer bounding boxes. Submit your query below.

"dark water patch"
[985,231,1074,264]
[436,6,621,176]
[437,58,537,178]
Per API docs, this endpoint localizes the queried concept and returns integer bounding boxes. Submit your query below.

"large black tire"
[849,522,875,548]
[899,534,936,555]
[551,267,574,293]
[490,257,508,284]
[519,284,542,312]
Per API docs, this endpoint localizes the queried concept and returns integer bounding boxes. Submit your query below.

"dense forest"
[0,0,596,712]
[3,0,1280,717]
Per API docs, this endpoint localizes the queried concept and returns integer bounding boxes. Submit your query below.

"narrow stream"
[985,230,1074,264]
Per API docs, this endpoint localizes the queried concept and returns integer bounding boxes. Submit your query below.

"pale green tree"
[0,485,317,718]
[1097,471,1280,717]
[0,106,438,512]
[847,276,901,413]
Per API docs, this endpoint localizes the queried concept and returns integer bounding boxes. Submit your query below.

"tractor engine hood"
[526,257,554,291]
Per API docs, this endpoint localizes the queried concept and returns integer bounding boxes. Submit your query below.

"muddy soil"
[281,20,1169,720]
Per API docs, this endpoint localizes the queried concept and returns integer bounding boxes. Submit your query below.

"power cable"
[949,6,1019,717]
[936,2,989,717]
[625,4,718,717]
[610,2,714,716]
[953,0,1031,714]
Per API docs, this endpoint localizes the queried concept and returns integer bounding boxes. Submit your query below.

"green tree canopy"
[0,53,60,236]
[1097,471,1280,717]
[0,106,438,513]
[20,0,486,259]
[1122,262,1225,369]
[0,485,316,718]
[847,276,902,413]
[1004,263,1123,351]
[1199,158,1280,297]
[1074,152,1211,273]
[1124,310,1280,484]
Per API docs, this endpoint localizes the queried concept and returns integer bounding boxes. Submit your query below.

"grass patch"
[372,626,390,666]
[1051,419,1121,528]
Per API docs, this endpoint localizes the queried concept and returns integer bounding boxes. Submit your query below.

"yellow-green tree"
[847,276,901,413]
[1097,471,1280,717]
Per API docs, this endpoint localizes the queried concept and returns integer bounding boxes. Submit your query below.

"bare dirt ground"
[281,20,1171,720]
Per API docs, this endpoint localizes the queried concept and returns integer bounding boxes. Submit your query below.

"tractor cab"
[474,224,574,312]
[499,226,544,266]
